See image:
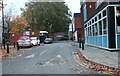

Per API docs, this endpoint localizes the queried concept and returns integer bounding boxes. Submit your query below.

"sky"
[3,0,80,16]
[65,0,80,14]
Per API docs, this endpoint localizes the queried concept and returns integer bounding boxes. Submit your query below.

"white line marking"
[18,54,23,57]
[39,50,47,56]
[25,53,35,58]
[57,54,62,58]
[43,54,62,66]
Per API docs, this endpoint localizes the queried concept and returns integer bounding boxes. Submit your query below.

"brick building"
[81,0,120,50]
[68,13,84,42]
[73,13,81,42]
[10,29,40,45]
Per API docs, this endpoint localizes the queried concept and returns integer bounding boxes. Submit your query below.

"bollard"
[7,42,9,53]
[81,38,84,50]
[79,38,81,48]
[14,42,15,48]
[17,42,19,51]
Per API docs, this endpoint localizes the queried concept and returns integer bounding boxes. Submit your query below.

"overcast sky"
[3,0,80,16]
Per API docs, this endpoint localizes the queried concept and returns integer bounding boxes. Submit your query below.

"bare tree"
[4,3,16,30]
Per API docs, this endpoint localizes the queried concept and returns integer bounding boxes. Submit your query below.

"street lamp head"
[12,34,14,37]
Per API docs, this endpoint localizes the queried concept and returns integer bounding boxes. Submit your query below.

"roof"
[74,13,81,17]
[40,31,48,33]
[73,27,82,33]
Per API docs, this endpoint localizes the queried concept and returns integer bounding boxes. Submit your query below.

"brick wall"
[86,2,96,19]
[10,29,40,45]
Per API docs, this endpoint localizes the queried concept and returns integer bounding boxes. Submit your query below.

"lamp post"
[6,20,10,53]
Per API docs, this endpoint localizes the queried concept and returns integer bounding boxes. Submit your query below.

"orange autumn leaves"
[10,16,29,33]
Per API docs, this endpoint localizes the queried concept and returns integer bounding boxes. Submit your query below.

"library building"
[84,2,120,51]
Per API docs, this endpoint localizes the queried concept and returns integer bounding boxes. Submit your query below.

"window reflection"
[116,7,120,34]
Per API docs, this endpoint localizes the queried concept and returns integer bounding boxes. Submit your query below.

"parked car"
[30,37,40,46]
[44,38,53,44]
[17,36,32,48]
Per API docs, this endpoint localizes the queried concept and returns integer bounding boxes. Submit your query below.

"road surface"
[2,41,99,74]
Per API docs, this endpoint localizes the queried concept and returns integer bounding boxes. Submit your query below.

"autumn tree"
[22,2,71,36]
[10,16,29,35]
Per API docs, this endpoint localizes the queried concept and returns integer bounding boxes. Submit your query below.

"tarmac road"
[2,41,99,74]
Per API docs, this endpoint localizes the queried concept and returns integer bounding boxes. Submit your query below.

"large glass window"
[90,21,91,25]
[98,13,101,19]
[92,19,94,23]
[86,28,88,37]
[90,26,92,36]
[84,8,108,37]
[88,23,90,27]
[103,18,107,35]
[95,17,97,21]
[88,27,90,36]
[94,23,98,36]
[92,25,95,36]
[103,10,106,17]
[99,21,102,35]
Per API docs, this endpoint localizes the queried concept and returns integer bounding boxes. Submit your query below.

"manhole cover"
[36,62,44,66]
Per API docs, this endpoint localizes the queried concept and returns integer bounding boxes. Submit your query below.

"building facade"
[73,13,83,42]
[81,0,120,50]
[68,23,73,40]
[10,29,40,45]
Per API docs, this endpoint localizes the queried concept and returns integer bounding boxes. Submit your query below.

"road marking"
[57,54,62,58]
[39,50,47,56]
[25,53,35,58]
[43,54,63,66]
[18,54,23,57]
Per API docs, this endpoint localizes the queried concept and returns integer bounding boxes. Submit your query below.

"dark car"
[44,38,53,44]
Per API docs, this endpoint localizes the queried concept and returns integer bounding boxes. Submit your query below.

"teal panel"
[102,36,108,48]
[117,35,120,48]
[94,37,98,46]
[98,36,102,47]
[88,37,90,44]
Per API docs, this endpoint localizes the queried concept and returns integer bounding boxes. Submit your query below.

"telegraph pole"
[1,0,5,49]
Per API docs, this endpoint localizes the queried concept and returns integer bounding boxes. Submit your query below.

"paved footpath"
[0,46,18,60]
[0,45,31,60]
[70,41,119,69]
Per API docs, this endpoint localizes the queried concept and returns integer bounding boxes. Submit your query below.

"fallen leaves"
[75,52,120,74]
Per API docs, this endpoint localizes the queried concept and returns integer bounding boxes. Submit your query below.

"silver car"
[17,36,32,48]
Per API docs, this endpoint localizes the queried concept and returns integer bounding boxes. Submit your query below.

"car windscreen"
[30,37,37,40]
[45,38,52,41]
[20,36,29,40]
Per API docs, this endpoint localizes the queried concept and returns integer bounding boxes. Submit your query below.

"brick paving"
[0,46,19,60]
